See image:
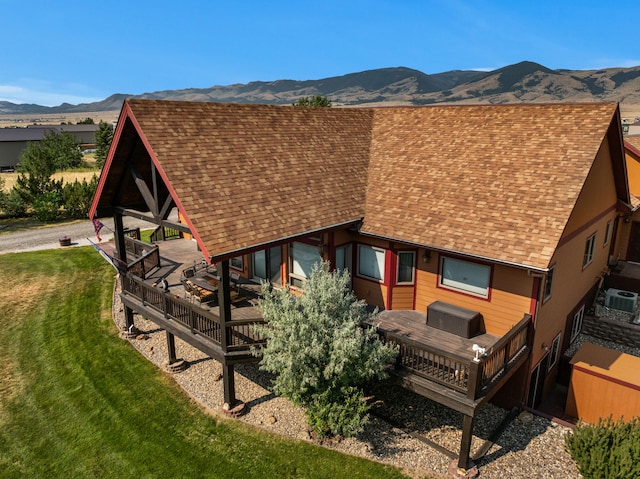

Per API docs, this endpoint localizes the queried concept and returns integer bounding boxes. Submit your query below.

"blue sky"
[2,0,639,106]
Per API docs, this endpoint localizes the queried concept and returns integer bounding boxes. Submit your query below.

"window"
[230,256,243,270]
[357,245,385,282]
[440,256,491,298]
[335,244,352,275]
[547,333,561,371]
[289,242,321,288]
[583,233,596,268]
[543,265,555,302]
[252,250,267,280]
[570,305,585,343]
[251,247,282,284]
[396,251,415,284]
[604,221,612,246]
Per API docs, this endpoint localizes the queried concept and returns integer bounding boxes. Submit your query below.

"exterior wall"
[178,210,193,240]
[415,253,534,337]
[535,140,618,376]
[566,343,640,423]
[0,141,27,168]
[351,236,391,309]
[614,146,640,261]
[625,148,640,197]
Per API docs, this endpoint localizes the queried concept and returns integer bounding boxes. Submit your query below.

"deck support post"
[450,414,478,478]
[166,331,177,364]
[124,305,135,331]
[222,363,236,405]
[217,260,244,416]
[164,331,188,373]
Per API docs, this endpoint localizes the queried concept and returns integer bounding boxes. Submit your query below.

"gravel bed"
[111,282,581,479]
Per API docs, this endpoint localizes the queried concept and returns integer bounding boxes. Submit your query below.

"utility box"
[427,301,485,338]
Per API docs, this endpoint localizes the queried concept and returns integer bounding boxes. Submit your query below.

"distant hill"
[1,61,640,115]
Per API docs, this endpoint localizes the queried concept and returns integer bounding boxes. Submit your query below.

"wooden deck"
[375,310,499,358]
[101,236,531,410]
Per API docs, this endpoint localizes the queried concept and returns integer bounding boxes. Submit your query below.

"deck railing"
[123,236,160,279]
[150,225,182,242]
[121,275,266,352]
[376,313,531,400]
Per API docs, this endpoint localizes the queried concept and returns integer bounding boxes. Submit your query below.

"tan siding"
[535,143,618,366]
[391,287,414,310]
[415,252,533,337]
[626,149,640,197]
[353,276,387,309]
[563,138,617,238]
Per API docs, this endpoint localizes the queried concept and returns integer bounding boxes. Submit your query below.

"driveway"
[0,217,152,254]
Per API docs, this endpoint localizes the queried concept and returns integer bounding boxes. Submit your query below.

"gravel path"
[111,283,582,479]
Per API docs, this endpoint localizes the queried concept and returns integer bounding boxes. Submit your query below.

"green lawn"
[0,248,409,479]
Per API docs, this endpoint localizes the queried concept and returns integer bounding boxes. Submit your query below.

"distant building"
[0,124,99,170]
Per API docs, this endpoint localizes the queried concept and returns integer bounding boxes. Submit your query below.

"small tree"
[77,117,95,124]
[254,261,397,437]
[94,121,114,169]
[1,189,27,217]
[61,175,98,218]
[14,129,80,205]
[43,130,83,170]
[15,141,59,204]
[293,95,332,107]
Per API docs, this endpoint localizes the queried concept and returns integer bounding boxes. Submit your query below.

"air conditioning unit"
[605,288,638,312]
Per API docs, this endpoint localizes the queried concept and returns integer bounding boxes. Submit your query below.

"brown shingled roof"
[626,135,640,155]
[92,100,623,270]
[124,100,372,259]
[362,103,620,269]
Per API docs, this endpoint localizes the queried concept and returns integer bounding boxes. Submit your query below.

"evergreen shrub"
[565,416,640,479]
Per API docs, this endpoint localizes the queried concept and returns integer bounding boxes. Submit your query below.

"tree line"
[0,120,113,221]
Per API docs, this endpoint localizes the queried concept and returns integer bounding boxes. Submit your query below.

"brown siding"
[391,287,414,310]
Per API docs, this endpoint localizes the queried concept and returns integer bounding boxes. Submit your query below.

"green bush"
[2,188,28,217]
[32,191,61,221]
[61,175,98,218]
[306,386,371,438]
[254,261,397,438]
[565,416,640,479]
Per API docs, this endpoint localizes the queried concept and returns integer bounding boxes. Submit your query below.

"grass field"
[0,170,99,193]
[0,248,409,479]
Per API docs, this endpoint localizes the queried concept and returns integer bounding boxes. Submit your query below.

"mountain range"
[2,61,640,115]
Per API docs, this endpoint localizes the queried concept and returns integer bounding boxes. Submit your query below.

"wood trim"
[529,276,540,317]
[89,102,132,219]
[556,203,617,249]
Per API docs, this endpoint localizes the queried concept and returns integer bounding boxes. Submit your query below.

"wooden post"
[166,331,177,364]
[124,305,134,330]
[217,260,238,408]
[218,260,232,353]
[222,363,236,406]
[467,360,483,400]
[458,414,475,470]
[113,211,127,265]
